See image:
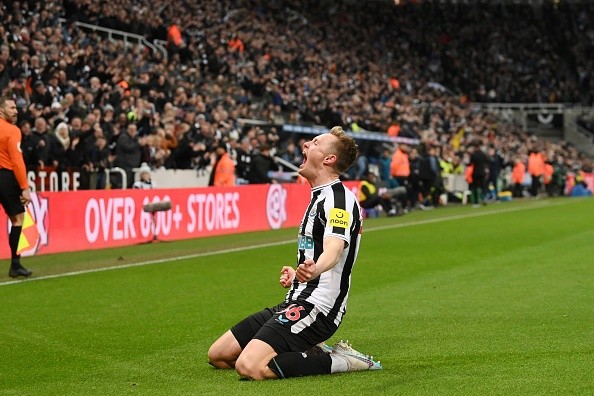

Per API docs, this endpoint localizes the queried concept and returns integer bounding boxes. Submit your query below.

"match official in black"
[0,95,33,278]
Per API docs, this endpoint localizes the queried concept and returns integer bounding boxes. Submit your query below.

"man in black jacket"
[468,142,490,206]
[247,144,278,184]
[113,123,141,188]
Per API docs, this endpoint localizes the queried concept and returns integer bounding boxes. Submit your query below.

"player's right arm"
[295,236,344,283]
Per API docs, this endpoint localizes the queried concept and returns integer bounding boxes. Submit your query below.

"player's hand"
[20,189,31,205]
[296,259,316,283]
[279,266,296,288]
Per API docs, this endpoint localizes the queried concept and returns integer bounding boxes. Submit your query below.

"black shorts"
[0,169,25,217]
[230,300,338,354]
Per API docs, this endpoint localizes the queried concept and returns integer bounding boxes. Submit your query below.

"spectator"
[208,141,236,187]
[19,120,39,172]
[31,116,51,168]
[487,146,504,201]
[551,156,568,197]
[378,148,394,187]
[113,123,141,188]
[234,137,252,184]
[167,123,207,170]
[50,122,70,172]
[0,62,9,91]
[280,140,303,169]
[30,80,52,109]
[528,148,546,197]
[99,104,116,139]
[358,171,398,217]
[390,143,410,190]
[0,0,592,193]
[467,142,490,206]
[418,144,442,207]
[407,148,423,210]
[247,144,278,184]
[511,156,527,198]
[132,163,155,189]
[87,135,112,189]
[570,174,592,197]
[348,149,369,181]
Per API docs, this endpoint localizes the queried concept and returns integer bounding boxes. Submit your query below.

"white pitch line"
[0,199,572,287]
[0,240,292,287]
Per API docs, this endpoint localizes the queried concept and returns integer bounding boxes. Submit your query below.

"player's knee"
[10,213,24,226]
[235,355,266,380]
[234,355,254,379]
[207,344,229,369]
[207,346,220,367]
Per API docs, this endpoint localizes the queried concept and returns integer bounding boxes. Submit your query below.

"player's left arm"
[8,128,29,190]
[279,266,296,288]
[295,236,344,282]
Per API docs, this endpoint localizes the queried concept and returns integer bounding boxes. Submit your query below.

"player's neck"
[308,171,340,188]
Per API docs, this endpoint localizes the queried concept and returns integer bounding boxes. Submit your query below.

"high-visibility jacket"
[0,118,28,189]
[512,161,526,184]
[528,152,545,177]
[228,38,245,53]
[213,153,236,187]
[543,163,554,184]
[387,124,400,137]
[390,148,410,177]
[168,24,182,46]
[358,180,377,203]
[465,164,474,184]
[439,159,453,176]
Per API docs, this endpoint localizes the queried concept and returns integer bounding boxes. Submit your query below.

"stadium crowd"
[0,0,592,200]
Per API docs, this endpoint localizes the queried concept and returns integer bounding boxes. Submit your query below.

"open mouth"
[300,151,307,167]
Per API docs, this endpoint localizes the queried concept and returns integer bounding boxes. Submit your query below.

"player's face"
[299,133,336,179]
[0,100,18,124]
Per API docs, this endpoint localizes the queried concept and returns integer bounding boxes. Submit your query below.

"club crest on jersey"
[308,208,316,218]
[328,208,349,228]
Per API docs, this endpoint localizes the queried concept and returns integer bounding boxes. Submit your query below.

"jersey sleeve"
[8,127,29,189]
[323,186,356,244]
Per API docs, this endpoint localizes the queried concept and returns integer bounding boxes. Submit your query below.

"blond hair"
[329,126,358,174]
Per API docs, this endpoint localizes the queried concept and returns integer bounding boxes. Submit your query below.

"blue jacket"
[570,184,592,197]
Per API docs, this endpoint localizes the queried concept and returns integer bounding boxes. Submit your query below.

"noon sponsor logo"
[328,208,349,229]
[329,218,348,227]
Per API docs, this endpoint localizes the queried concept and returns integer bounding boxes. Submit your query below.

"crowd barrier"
[0,182,358,259]
[442,172,594,199]
[442,174,471,203]
[25,167,212,191]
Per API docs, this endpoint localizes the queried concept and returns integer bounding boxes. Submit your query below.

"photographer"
[358,171,399,217]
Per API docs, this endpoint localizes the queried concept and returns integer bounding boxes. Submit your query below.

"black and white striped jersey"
[285,179,362,326]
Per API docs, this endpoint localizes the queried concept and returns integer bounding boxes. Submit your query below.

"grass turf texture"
[1,197,593,395]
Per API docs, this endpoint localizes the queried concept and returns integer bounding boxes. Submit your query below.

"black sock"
[9,226,22,268]
[268,351,331,378]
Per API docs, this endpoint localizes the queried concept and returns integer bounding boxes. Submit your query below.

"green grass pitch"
[1,197,593,395]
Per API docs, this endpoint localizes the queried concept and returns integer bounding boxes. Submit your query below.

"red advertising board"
[0,183,359,259]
